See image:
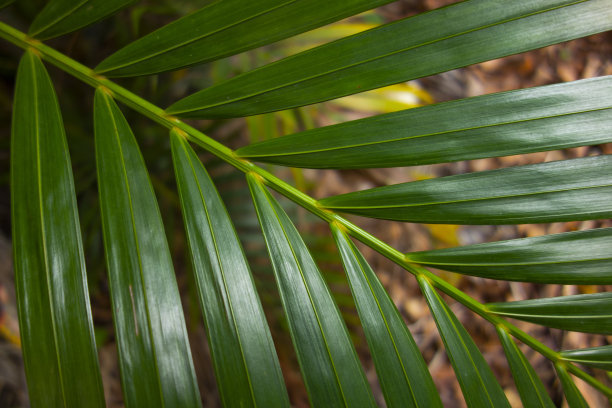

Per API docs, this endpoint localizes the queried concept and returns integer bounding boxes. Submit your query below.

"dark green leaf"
[29,0,135,40]
[166,0,612,118]
[11,50,105,408]
[407,228,612,284]
[496,328,555,408]
[418,277,510,408]
[94,89,201,407]
[560,346,612,371]
[487,292,612,334]
[247,174,375,408]
[319,156,612,225]
[331,225,442,408]
[170,130,289,408]
[236,76,612,168]
[0,0,14,9]
[95,0,395,77]
[555,364,589,408]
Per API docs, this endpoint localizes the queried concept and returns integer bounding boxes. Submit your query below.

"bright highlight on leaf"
[167,0,612,118]
[236,76,612,168]
[94,89,201,408]
[170,130,289,408]
[407,228,612,284]
[319,156,612,225]
[11,50,105,408]
[248,174,376,408]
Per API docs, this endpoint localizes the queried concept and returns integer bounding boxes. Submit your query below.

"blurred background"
[0,0,611,406]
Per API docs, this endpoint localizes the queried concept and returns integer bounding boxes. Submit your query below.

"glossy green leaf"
[247,174,375,408]
[167,0,612,118]
[319,156,612,225]
[331,225,442,408]
[29,0,135,40]
[496,328,555,408]
[94,89,201,407]
[0,0,14,10]
[555,364,589,408]
[487,292,612,334]
[95,0,395,77]
[170,130,289,408]
[11,50,105,408]
[407,228,612,284]
[236,76,612,168]
[418,277,510,408]
[560,346,612,371]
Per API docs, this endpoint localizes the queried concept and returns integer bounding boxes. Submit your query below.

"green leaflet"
[0,0,14,9]
[496,328,555,408]
[331,225,442,408]
[166,0,612,118]
[11,50,105,408]
[487,292,612,334]
[236,76,612,168]
[95,0,395,77]
[318,155,612,225]
[94,89,201,407]
[247,174,376,408]
[560,346,612,371]
[170,130,289,408]
[555,364,589,408]
[418,277,510,408]
[407,228,612,284]
[29,0,135,40]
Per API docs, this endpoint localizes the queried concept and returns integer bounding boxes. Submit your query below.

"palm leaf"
[332,224,442,408]
[94,89,201,407]
[487,292,612,334]
[319,155,612,224]
[407,228,612,284]
[560,346,612,371]
[170,130,289,408]
[248,174,376,407]
[555,364,589,408]
[29,0,135,40]
[95,0,395,77]
[236,76,612,168]
[167,0,612,118]
[11,50,105,408]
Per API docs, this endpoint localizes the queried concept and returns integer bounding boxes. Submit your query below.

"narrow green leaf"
[487,292,612,334]
[0,0,15,10]
[331,225,441,408]
[561,346,612,371]
[95,0,395,77]
[319,156,612,225]
[11,50,105,408]
[29,0,135,40]
[407,228,612,284]
[496,328,555,408]
[418,277,510,408]
[236,76,612,168]
[247,174,376,408]
[94,89,201,407]
[166,0,612,118]
[170,130,289,408]
[555,364,589,408]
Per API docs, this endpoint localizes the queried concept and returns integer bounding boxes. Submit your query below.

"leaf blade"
[29,0,135,40]
[167,0,612,118]
[170,130,289,408]
[319,156,612,225]
[94,89,201,407]
[560,346,612,371]
[407,228,612,284]
[555,364,589,408]
[236,76,612,168]
[487,292,612,334]
[418,277,510,408]
[95,0,395,77]
[331,225,442,408]
[11,50,105,408]
[247,174,376,408]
